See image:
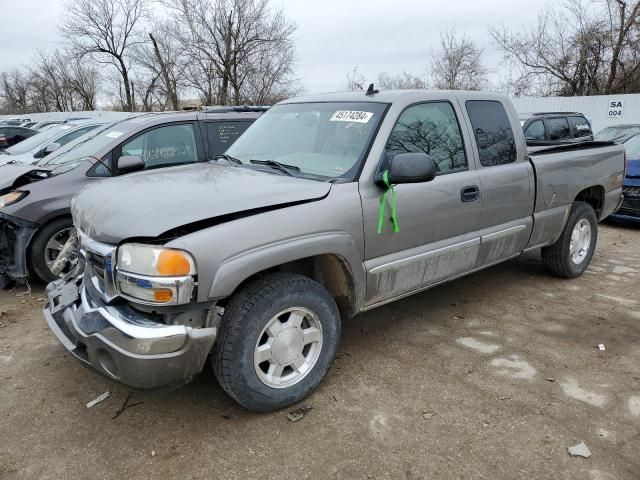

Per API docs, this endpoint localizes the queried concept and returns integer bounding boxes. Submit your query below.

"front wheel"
[29,218,78,284]
[213,273,341,412]
[542,201,598,278]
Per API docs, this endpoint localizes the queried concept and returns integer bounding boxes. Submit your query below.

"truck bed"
[526,141,625,248]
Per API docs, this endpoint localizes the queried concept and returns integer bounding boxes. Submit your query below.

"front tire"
[29,218,77,284]
[213,273,341,412]
[542,201,598,278]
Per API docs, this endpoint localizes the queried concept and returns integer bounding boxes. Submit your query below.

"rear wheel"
[541,201,598,278]
[29,218,77,283]
[213,273,341,412]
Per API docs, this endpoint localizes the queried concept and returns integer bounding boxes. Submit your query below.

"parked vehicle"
[520,112,593,146]
[40,90,625,412]
[0,122,104,165]
[30,121,64,131]
[608,133,640,222]
[595,124,640,143]
[0,126,37,149]
[0,109,264,284]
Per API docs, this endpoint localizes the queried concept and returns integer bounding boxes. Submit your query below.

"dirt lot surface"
[1,223,639,479]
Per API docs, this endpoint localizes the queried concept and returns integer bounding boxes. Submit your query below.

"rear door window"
[547,117,571,141]
[207,121,252,157]
[119,123,199,170]
[465,100,517,167]
[568,116,592,138]
[524,119,546,141]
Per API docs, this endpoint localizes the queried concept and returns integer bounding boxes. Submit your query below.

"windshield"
[595,126,640,142]
[624,134,640,159]
[226,102,387,180]
[38,120,135,166]
[37,122,116,166]
[5,124,78,154]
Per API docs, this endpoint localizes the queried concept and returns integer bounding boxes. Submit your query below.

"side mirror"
[376,152,437,186]
[44,142,61,154]
[117,155,144,173]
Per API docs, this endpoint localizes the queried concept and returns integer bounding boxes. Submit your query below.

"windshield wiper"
[249,159,300,176]
[213,154,242,165]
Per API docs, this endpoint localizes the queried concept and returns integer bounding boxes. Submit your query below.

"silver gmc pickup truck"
[43,90,625,412]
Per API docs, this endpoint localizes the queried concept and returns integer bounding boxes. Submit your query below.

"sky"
[0,0,545,95]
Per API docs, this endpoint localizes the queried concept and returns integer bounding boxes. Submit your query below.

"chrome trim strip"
[115,270,195,306]
[369,238,480,275]
[481,224,527,242]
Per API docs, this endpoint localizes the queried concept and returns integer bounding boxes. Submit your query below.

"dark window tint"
[119,124,198,170]
[466,100,517,167]
[524,119,546,141]
[547,117,571,140]
[386,102,466,173]
[207,121,251,157]
[568,116,592,138]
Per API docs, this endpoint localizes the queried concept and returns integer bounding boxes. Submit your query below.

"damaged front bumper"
[0,212,37,282]
[43,273,217,389]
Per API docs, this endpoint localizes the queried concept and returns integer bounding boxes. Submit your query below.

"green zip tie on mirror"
[377,170,399,234]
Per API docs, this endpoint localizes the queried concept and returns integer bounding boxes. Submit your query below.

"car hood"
[0,153,36,167]
[72,162,332,244]
[0,162,53,191]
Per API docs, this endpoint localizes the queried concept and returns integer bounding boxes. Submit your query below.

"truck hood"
[0,162,53,191]
[72,162,332,244]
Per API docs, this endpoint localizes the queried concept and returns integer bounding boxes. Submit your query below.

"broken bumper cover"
[43,276,216,389]
[0,212,37,281]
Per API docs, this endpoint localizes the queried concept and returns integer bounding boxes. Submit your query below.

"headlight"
[116,243,196,305]
[0,191,27,208]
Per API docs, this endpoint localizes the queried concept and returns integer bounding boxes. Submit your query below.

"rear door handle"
[461,185,480,203]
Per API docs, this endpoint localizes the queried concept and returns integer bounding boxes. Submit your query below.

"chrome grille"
[87,251,106,292]
[77,229,117,302]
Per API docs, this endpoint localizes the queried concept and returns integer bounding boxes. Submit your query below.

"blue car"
[610,133,640,222]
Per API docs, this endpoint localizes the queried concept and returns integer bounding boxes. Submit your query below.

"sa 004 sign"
[607,100,624,118]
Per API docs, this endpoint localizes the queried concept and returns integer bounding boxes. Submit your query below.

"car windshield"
[595,126,640,142]
[624,134,640,159]
[37,123,115,166]
[4,124,80,154]
[38,120,136,166]
[225,102,387,180]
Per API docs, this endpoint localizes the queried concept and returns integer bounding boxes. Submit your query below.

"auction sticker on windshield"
[330,111,373,123]
[105,131,124,139]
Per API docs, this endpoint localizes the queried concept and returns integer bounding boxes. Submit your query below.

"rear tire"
[29,217,76,284]
[213,273,341,412]
[541,201,598,278]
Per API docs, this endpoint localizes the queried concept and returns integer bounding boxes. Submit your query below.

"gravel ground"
[1,222,639,480]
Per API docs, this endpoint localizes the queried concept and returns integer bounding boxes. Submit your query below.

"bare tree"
[490,0,640,96]
[377,71,428,89]
[430,29,488,90]
[344,66,366,91]
[162,0,298,105]
[60,0,148,111]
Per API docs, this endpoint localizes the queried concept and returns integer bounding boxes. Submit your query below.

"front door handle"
[461,185,480,203]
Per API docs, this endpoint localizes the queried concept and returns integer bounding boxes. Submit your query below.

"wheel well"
[229,254,357,319]
[574,186,604,218]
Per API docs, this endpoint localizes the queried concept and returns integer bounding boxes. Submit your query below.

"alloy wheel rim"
[254,307,323,389]
[569,219,592,265]
[44,227,78,276]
